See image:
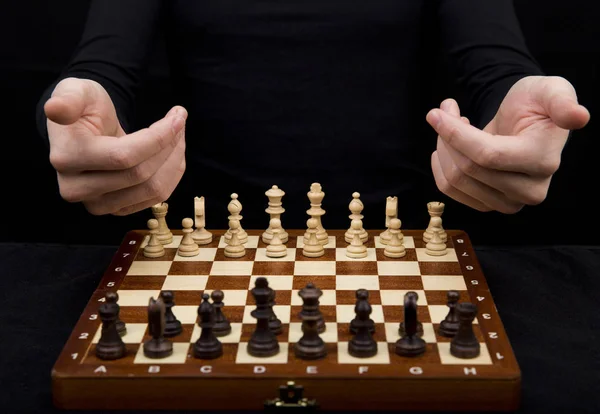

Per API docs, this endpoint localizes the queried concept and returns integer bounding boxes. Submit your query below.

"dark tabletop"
[1,242,599,414]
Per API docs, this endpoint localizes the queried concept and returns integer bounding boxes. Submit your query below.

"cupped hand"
[426,75,590,213]
[45,77,187,216]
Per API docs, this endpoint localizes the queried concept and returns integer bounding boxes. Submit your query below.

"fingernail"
[172,116,185,132]
[427,110,441,127]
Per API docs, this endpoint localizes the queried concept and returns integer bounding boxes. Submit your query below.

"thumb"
[44,77,95,125]
[538,76,590,131]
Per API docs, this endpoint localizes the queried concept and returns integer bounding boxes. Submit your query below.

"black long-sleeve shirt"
[36,0,544,230]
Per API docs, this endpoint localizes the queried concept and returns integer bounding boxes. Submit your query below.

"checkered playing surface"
[83,231,493,367]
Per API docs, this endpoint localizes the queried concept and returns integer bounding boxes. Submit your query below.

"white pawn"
[144,219,165,258]
[303,218,325,258]
[424,216,447,243]
[224,219,246,258]
[426,229,447,256]
[266,218,287,258]
[384,218,406,258]
[178,218,200,257]
[346,219,368,259]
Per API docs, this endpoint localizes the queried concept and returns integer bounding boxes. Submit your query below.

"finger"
[431,151,492,212]
[440,98,461,117]
[537,77,590,130]
[112,196,165,216]
[44,78,95,125]
[437,138,524,214]
[83,136,186,215]
[56,132,183,202]
[427,109,547,176]
[59,108,186,172]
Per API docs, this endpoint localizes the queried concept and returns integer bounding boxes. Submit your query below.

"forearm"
[437,0,544,127]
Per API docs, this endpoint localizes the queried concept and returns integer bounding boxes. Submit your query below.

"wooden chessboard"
[51,229,520,411]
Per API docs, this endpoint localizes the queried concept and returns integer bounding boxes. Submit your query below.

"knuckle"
[446,127,461,145]
[446,166,467,188]
[83,201,109,216]
[538,157,561,176]
[145,177,166,200]
[127,163,154,184]
[457,157,481,177]
[49,150,71,172]
[523,186,549,206]
[107,146,134,169]
[475,146,502,169]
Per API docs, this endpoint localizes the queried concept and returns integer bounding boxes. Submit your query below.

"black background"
[1,0,599,246]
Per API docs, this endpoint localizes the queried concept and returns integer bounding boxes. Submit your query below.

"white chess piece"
[425,229,447,256]
[266,218,287,258]
[346,219,368,259]
[303,218,325,257]
[225,193,248,244]
[151,202,173,245]
[178,218,200,257]
[224,219,246,258]
[384,218,406,258]
[192,196,213,245]
[379,196,398,245]
[144,219,165,258]
[345,192,368,243]
[262,185,288,244]
[423,202,447,243]
[304,183,328,245]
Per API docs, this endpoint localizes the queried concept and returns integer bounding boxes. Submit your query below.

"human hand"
[45,77,187,216]
[426,76,590,213]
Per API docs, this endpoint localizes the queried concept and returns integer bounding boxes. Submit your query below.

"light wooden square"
[172,305,199,324]
[243,305,291,323]
[335,248,377,262]
[291,289,336,306]
[336,304,384,323]
[210,262,254,276]
[190,323,242,343]
[235,342,289,364]
[133,342,189,364]
[218,235,259,248]
[336,275,379,290]
[380,290,427,306]
[337,342,390,364]
[437,342,493,365]
[173,248,217,262]
[377,261,421,276]
[249,275,293,291]
[421,275,467,291]
[383,322,436,343]
[116,290,160,306]
[294,261,336,276]
[161,275,208,291]
[375,236,415,249]
[203,289,248,306]
[92,323,147,344]
[126,261,172,276]
[287,322,338,343]
[254,248,296,261]
[415,248,458,262]
[296,236,337,249]
[428,305,479,324]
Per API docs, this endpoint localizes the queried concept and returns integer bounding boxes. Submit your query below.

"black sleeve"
[436,0,545,128]
[35,0,165,146]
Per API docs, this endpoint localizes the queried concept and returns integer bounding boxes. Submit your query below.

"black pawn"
[350,289,374,335]
[194,293,223,359]
[348,289,378,358]
[399,291,422,337]
[450,302,480,358]
[395,291,426,357]
[294,283,327,359]
[160,290,182,337]
[95,292,127,360]
[268,288,283,335]
[143,297,173,358]
[211,290,231,336]
[248,277,279,357]
[106,292,127,337]
[438,290,461,337]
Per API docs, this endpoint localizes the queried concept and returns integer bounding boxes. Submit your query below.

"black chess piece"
[105,292,127,337]
[438,290,461,337]
[268,288,283,335]
[95,292,127,360]
[248,277,280,357]
[211,290,232,336]
[450,302,480,358]
[160,290,182,337]
[294,283,327,359]
[350,289,374,335]
[399,291,422,337]
[193,293,223,359]
[395,291,426,357]
[143,297,173,358]
[348,289,378,358]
